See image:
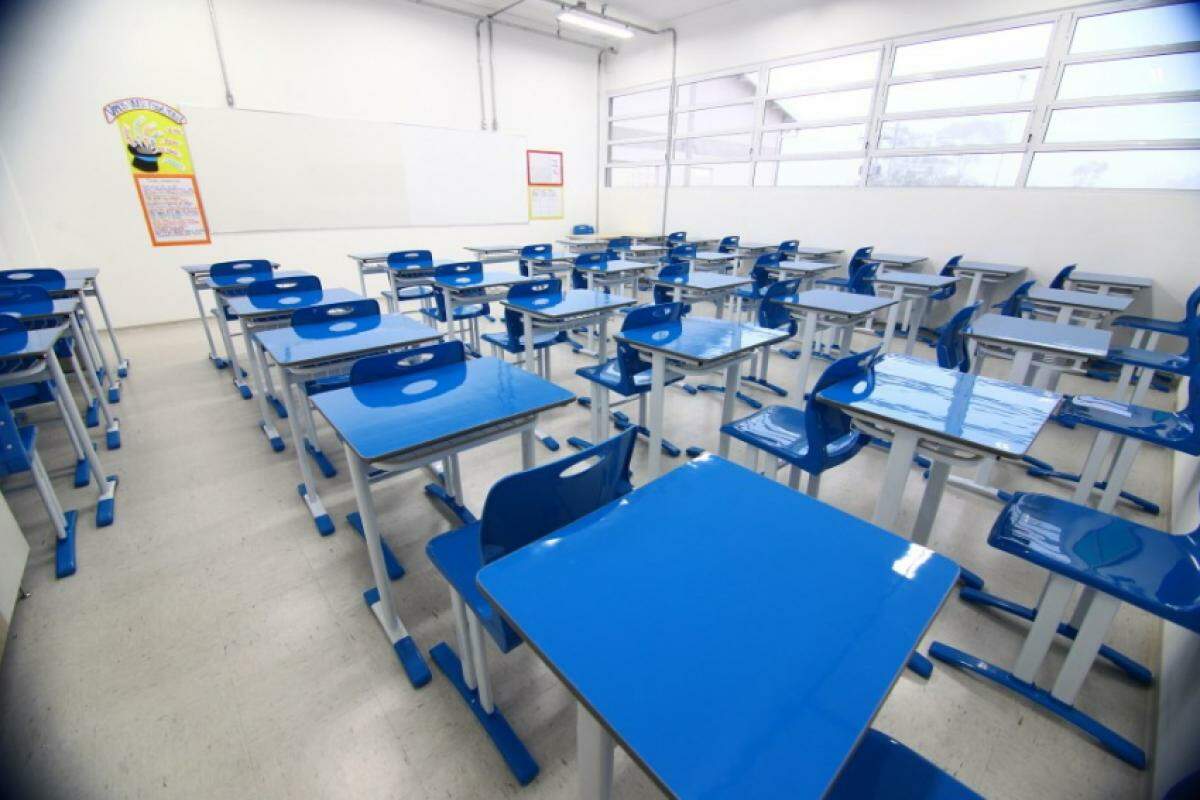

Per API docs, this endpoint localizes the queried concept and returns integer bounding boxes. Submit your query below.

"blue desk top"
[0,324,67,359]
[225,287,364,318]
[573,259,651,274]
[651,273,749,292]
[770,260,839,275]
[870,253,926,266]
[818,354,1060,457]
[1027,286,1131,313]
[872,271,958,290]
[967,313,1111,359]
[614,316,787,366]
[953,261,1025,277]
[311,356,575,462]
[477,455,959,800]
[255,313,441,367]
[625,244,667,254]
[463,244,523,254]
[781,288,896,316]
[502,290,636,321]
[59,268,99,281]
[204,269,309,290]
[0,298,79,319]
[692,252,737,262]
[1068,271,1152,289]
[434,270,533,291]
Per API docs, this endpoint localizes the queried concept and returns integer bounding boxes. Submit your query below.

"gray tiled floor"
[0,312,1166,799]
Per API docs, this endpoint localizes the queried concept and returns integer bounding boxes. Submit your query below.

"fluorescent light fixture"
[557,8,635,39]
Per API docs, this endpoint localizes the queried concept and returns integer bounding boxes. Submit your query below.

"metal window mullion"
[863,41,894,186]
[876,144,1028,157]
[1020,10,1073,188]
[1049,89,1200,109]
[887,58,1047,86]
[1060,39,1200,65]
[878,102,1036,122]
[762,116,871,132]
[1031,138,1200,152]
[761,80,877,101]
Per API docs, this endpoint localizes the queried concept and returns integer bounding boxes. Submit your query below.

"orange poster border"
[132,173,211,247]
[526,149,563,186]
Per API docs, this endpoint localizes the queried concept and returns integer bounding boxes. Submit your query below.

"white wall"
[599,0,1200,320]
[0,0,600,328]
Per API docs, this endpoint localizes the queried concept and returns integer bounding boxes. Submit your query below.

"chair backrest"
[572,224,596,235]
[244,274,322,297]
[0,285,54,313]
[939,254,964,277]
[848,246,874,271]
[386,250,433,272]
[998,279,1036,317]
[669,243,697,259]
[518,244,552,277]
[718,235,740,253]
[1050,264,1077,289]
[0,314,30,355]
[291,298,380,329]
[0,396,30,475]
[479,428,638,564]
[667,231,687,245]
[748,252,782,292]
[0,269,66,291]
[848,261,879,295]
[806,347,880,465]
[573,251,614,290]
[1183,283,1200,327]
[210,260,272,283]
[608,236,632,250]
[435,260,484,280]
[502,279,561,339]
[350,339,465,385]
[758,278,802,331]
[934,302,982,372]
[654,260,691,304]
[615,303,683,386]
[777,240,799,255]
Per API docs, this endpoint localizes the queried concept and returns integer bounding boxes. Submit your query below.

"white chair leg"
[466,610,494,714]
[1051,593,1122,705]
[805,472,821,498]
[449,588,477,691]
[1013,573,1076,684]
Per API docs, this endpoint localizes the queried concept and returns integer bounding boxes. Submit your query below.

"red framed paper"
[133,174,212,247]
[526,149,563,186]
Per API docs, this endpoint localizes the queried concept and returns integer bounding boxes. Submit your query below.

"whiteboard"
[182,106,527,232]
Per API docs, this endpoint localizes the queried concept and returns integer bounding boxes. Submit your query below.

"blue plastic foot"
[95,475,118,528]
[85,399,99,428]
[612,414,681,457]
[906,652,933,679]
[107,386,120,404]
[567,436,593,450]
[55,510,79,578]
[742,375,788,397]
[430,642,539,785]
[1023,463,1160,516]
[117,359,130,378]
[267,394,288,419]
[424,483,479,527]
[539,434,560,452]
[678,383,698,395]
[210,354,228,370]
[362,588,431,688]
[304,441,338,478]
[696,383,763,409]
[73,458,90,488]
[346,513,405,580]
[957,587,1152,685]
[685,446,705,458]
[105,427,121,450]
[576,396,591,408]
[929,642,1146,769]
[297,484,335,536]
[778,348,800,359]
[263,424,285,453]
[237,383,252,400]
[958,567,985,590]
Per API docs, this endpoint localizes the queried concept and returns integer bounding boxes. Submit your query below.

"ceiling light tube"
[557,8,634,39]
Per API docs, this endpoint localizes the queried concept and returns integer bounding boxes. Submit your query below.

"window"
[767,51,879,94]
[608,166,666,187]
[675,104,756,134]
[1058,52,1200,99]
[879,112,1029,148]
[870,153,1024,186]
[609,115,668,140]
[761,124,867,155]
[886,69,1041,113]
[672,163,754,186]
[1071,3,1200,52]
[610,88,669,117]
[608,141,667,163]
[674,134,753,161]
[892,23,1054,76]
[677,73,758,107]
[755,159,863,186]
[765,88,875,124]
[1027,149,1200,188]
[1045,102,1200,142]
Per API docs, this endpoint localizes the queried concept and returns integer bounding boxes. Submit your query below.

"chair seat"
[421,303,488,322]
[425,524,522,653]
[1105,346,1191,375]
[481,329,568,353]
[575,358,684,396]
[990,493,1200,634]
[304,374,351,396]
[734,286,767,300]
[2,381,54,409]
[1113,315,1189,337]
[0,356,44,377]
[827,729,981,800]
[816,277,849,288]
[1059,395,1199,455]
[720,405,863,473]
[0,425,36,476]
[381,286,435,302]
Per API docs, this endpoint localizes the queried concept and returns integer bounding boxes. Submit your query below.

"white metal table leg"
[577,702,615,800]
[880,286,904,353]
[189,278,220,361]
[283,372,329,531]
[76,294,118,396]
[1072,431,1116,506]
[871,427,920,532]
[1006,348,1034,387]
[718,361,739,459]
[1096,438,1141,514]
[88,280,128,372]
[240,319,283,449]
[467,610,494,713]
[963,272,984,307]
[450,588,478,691]
[1051,593,1121,704]
[793,310,818,406]
[68,314,118,445]
[47,355,115,507]
[647,351,667,478]
[523,311,535,371]
[911,458,949,546]
[1013,573,1076,683]
[903,295,928,356]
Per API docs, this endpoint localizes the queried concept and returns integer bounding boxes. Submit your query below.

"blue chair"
[740,278,803,397]
[993,279,1036,318]
[0,395,79,578]
[653,260,692,309]
[932,489,1200,769]
[572,224,595,235]
[776,239,799,259]
[424,429,638,784]
[816,246,873,290]
[517,243,552,277]
[664,243,697,263]
[929,255,963,303]
[1049,263,1077,289]
[574,303,686,457]
[209,259,272,285]
[482,278,570,377]
[0,268,67,292]
[733,252,784,319]
[828,729,981,799]
[607,236,632,252]
[666,231,687,246]
[722,347,876,497]
[1112,282,1200,341]
[244,274,322,298]
[932,302,981,373]
[425,262,491,352]
[572,250,614,291]
[385,250,437,310]
[717,235,740,253]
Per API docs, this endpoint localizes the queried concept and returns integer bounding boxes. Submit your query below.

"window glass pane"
[1046,101,1200,142]
[754,159,863,186]
[869,153,1023,186]
[675,104,755,134]
[609,115,668,140]
[671,163,753,187]
[764,88,874,125]
[760,124,866,155]
[1058,52,1200,99]
[608,141,666,163]
[610,88,669,117]
[1072,3,1200,54]
[677,72,759,107]
[1027,149,1200,188]
[886,69,1040,112]
[608,166,665,187]
[893,23,1053,76]
[767,51,880,94]
[674,134,752,161]
[878,112,1028,148]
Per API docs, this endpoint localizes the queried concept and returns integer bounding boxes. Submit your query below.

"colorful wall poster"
[103,97,210,246]
[528,186,564,220]
[527,149,563,186]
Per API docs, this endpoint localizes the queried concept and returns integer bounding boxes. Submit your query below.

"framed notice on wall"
[528,186,564,220]
[134,175,211,246]
[526,149,563,186]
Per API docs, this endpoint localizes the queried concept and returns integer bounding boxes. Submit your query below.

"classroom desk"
[967,313,1111,389]
[951,261,1027,307]
[476,454,961,800]
[871,271,959,356]
[501,289,636,373]
[870,253,927,270]
[39,269,123,402]
[788,245,844,261]
[688,251,738,272]
[602,233,667,245]
[764,259,840,288]
[519,252,579,277]
[225,287,364,451]
[348,252,516,298]
[615,317,788,477]
[650,272,750,318]
[1065,271,1152,297]
[572,257,653,294]
[433,270,535,354]
[255,312,442,535]
[818,354,1059,545]
[182,261,280,368]
[0,324,118,526]
[311,354,574,686]
[1026,286,1130,327]
[779,289,898,404]
[463,244,524,258]
[620,244,670,262]
[555,238,609,254]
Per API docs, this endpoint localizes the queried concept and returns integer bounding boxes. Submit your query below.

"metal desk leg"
[77,294,119,402]
[68,314,120,449]
[215,298,250,398]
[597,316,609,362]
[871,428,920,533]
[239,319,284,451]
[284,372,333,535]
[880,285,904,353]
[793,311,818,406]
[963,272,984,307]
[47,355,117,527]
[718,362,739,458]
[577,702,615,800]
[903,296,928,356]
[523,311,535,371]
[912,459,950,546]
[89,280,129,376]
[190,278,223,367]
[647,351,667,478]
[344,445,431,688]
